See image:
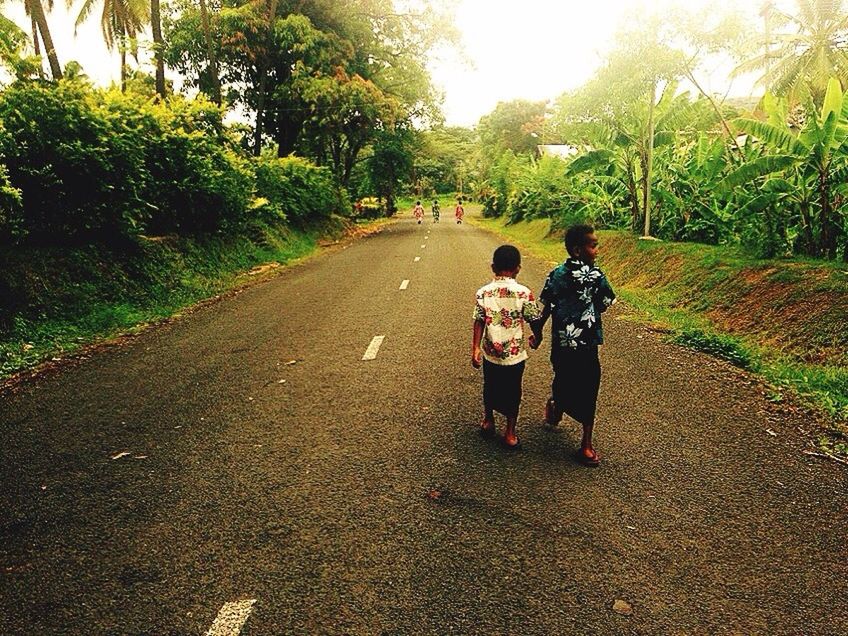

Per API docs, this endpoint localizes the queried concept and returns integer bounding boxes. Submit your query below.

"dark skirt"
[551,345,600,426]
[483,359,526,417]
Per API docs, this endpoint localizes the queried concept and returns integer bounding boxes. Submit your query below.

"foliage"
[165,0,455,176]
[722,79,848,258]
[254,155,340,227]
[735,0,848,105]
[0,77,342,245]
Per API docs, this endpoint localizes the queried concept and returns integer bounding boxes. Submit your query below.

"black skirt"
[482,359,526,417]
[551,345,600,426]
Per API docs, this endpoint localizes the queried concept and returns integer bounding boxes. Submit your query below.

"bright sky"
[7,0,772,127]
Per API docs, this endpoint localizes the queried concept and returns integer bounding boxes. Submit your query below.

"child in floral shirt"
[472,245,541,449]
[533,224,616,466]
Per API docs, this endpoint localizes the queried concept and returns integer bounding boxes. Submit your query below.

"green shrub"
[0,79,150,243]
[253,155,339,227]
[0,163,22,242]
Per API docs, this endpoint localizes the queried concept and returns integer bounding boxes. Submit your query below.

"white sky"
[6,0,773,127]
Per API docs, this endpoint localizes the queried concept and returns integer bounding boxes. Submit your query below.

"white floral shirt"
[473,277,541,365]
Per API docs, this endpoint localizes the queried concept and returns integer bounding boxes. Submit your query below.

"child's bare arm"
[471,320,484,368]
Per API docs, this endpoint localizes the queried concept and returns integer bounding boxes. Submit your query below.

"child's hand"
[529,333,541,349]
[471,348,483,369]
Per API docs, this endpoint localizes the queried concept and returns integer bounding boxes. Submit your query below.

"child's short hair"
[493,244,521,272]
[565,224,595,256]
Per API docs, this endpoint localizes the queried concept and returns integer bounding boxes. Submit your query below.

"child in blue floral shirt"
[533,224,615,466]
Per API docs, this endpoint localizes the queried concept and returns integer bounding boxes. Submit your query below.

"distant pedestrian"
[432,199,440,223]
[413,200,425,224]
[455,199,464,224]
[472,245,542,449]
[532,224,616,467]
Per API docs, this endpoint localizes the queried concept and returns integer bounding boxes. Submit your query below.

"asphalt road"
[1,215,846,635]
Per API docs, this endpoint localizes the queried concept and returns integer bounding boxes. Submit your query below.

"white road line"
[421,244,426,248]
[206,599,256,636]
[362,336,386,360]
[414,256,421,262]
[399,279,410,290]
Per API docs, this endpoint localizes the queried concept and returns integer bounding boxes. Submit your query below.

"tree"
[71,0,149,91]
[197,0,220,104]
[368,126,414,215]
[150,0,164,96]
[735,0,848,104]
[299,68,402,186]
[477,99,547,159]
[166,0,454,162]
[25,0,62,79]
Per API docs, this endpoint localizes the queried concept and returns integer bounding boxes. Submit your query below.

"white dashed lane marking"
[421,244,426,248]
[399,280,410,290]
[362,336,386,361]
[414,256,421,262]
[205,599,256,636]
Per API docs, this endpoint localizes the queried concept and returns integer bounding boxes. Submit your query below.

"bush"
[0,163,22,242]
[0,79,150,243]
[254,155,340,227]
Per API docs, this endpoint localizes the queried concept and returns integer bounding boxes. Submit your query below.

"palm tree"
[71,0,148,91]
[736,0,848,104]
[25,0,62,79]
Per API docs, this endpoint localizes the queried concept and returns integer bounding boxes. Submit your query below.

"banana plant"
[722,78,848,258]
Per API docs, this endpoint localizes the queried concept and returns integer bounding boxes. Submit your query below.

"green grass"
[468,212,848,454]
[0,219,370,379]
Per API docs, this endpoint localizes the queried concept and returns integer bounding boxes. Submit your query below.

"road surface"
[2,215,846,635]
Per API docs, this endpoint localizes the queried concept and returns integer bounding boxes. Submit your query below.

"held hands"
[471,347,483,369]
[529,333,542,350]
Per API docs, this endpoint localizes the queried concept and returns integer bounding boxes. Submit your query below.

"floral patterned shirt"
[473,277,542,365]
[539,258,616,349]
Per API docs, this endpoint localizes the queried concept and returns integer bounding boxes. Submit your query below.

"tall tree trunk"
[198,0,221,105]
[253,0,279,156]
[28,0,61,80]
[150,0,165,98]
[119,23,127,92]
[642,79,656,238]
[31,16,40,56]
[626,161,640,231]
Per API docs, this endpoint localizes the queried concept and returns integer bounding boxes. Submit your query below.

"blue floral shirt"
[539,258,616,349]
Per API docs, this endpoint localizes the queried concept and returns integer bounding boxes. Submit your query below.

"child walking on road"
[432,199,441,223]
[455,199,465,224]
[413,200,425,224]
[472,245,541,449]
[533,224,616,466]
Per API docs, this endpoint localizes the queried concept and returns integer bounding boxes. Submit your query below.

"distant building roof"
[537,144,579,159]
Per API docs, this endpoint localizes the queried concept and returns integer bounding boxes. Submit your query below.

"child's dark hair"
[492,244,521,272]
[565,224,595,256]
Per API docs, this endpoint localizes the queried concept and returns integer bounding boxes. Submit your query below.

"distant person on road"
[413,200,425,224]
[532,224,616,467]
[472,245,542,450]
[455,199,465,224]
[432,199,440,223]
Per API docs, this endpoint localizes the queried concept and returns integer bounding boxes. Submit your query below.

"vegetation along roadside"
[469,212,848,461]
